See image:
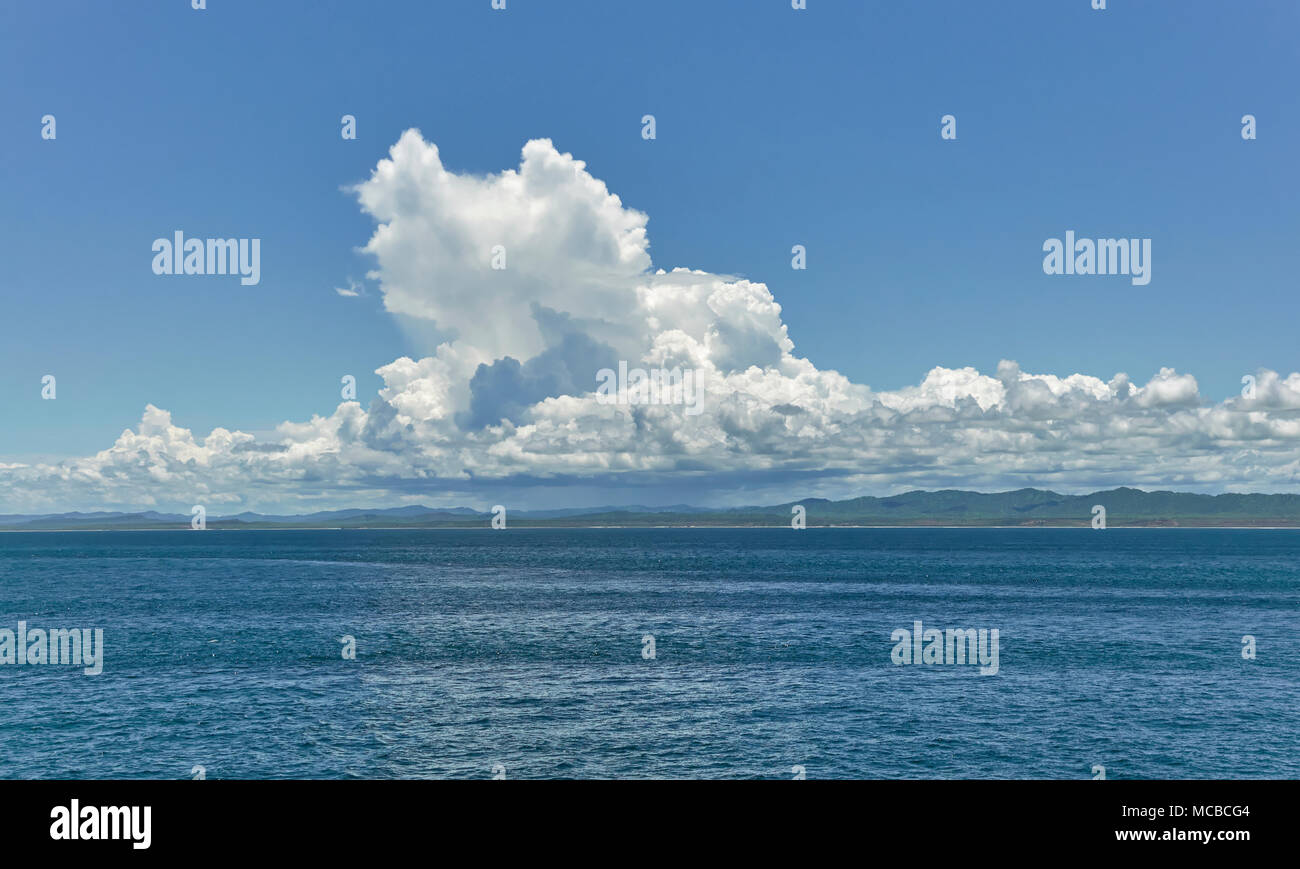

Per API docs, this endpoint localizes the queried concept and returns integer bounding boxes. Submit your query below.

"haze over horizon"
[8,485,1300,525]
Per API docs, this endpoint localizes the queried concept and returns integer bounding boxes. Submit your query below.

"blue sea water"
[0,528,1296,779]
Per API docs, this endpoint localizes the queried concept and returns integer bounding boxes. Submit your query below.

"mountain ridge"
[6,488,1300,529]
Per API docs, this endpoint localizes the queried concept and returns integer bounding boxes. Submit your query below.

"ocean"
[1,528,1296,779]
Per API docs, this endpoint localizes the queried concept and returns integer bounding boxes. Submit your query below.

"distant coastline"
[7,487,1300,531]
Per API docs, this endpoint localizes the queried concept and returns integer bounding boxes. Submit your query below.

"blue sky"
[1,0,1297,512]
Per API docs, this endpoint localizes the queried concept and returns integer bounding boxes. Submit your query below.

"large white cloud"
[356,131,651,365]
[4,131,1300,512]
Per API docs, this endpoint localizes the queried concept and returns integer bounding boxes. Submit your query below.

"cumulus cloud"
[4,131,1300,512]
[354,131,650,364]
[334,277,367,298]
